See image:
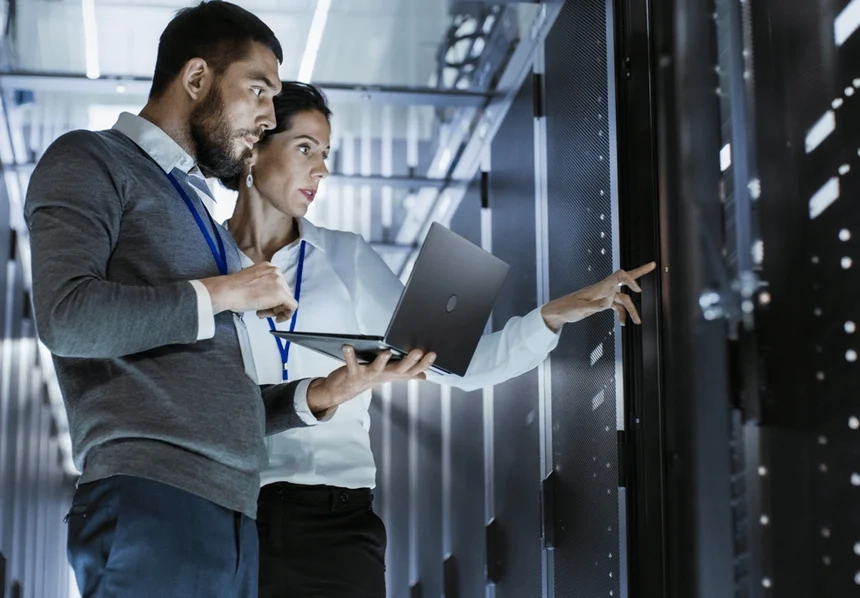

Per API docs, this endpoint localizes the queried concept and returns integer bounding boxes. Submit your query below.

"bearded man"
[25,2,363,595]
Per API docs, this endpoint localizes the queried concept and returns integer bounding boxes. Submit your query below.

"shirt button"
[339,492,349,504]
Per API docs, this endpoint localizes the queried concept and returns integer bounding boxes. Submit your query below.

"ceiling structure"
[13,0,448,86]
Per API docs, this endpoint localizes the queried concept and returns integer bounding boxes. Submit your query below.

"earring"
[246,166,254,188]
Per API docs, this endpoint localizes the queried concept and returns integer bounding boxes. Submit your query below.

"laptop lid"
[383,222,509,376]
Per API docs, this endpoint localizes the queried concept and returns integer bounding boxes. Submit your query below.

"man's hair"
[220,81,332,191]
[149,1,283,100]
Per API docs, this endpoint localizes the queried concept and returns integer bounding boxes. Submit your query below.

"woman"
[222,82,654,597]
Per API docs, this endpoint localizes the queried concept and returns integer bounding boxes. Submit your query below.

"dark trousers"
[66,475,258,598]
[257,482,387,598]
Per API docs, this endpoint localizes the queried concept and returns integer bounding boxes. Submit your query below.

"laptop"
[271,222,510,377]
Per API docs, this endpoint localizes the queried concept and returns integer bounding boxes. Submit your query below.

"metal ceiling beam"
[5,161,449,190]
[0,72,489,107]
[314,83,487,107]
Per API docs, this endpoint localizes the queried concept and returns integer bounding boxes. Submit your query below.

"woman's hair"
[220,81,332,191]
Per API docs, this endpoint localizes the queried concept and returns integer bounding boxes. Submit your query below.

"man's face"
[190,42,281,179]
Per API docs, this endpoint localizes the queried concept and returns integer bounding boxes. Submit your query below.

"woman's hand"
[540,262,657,332]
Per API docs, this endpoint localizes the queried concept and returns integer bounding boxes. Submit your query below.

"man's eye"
[253,88,263,97]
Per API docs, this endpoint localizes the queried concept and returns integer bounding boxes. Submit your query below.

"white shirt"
[234,218,561,489]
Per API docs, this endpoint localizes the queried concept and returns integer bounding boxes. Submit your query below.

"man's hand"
[540,262,657,332]
[306,347,437,416]
[199,262,297,323]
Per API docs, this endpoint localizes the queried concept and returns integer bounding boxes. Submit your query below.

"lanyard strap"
[267,240,307,381]
[166,172,228,275]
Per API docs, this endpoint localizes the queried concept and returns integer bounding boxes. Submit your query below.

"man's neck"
[230,189,300,263]
[139,99,196,161]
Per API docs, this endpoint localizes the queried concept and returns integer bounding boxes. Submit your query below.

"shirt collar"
[112,112,196,175]
[296,218,325,252]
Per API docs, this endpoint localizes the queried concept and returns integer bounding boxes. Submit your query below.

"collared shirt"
[111,112,319,426]
[232,218,561,489]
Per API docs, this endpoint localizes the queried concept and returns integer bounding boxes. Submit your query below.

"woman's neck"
[230,188,300,263]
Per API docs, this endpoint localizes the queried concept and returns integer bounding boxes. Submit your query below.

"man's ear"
[179,57,212,102]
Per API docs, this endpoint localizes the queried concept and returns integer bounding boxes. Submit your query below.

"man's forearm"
[32,274,201,358]
[307,377,338,417]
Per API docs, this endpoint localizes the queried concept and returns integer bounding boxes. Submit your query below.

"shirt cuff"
[521,307,562,354]
[293,378,338,426]
[188,280,216,341]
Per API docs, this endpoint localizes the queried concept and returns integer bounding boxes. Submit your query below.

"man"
[25,2,430,596]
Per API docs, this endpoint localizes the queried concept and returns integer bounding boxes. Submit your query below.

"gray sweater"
[25,128,307,518]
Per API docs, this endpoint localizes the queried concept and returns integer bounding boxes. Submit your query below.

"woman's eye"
[299,146,311,155]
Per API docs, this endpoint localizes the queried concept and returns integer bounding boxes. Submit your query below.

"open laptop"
[271,222,510,377]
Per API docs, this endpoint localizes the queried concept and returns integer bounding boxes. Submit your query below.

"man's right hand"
[306,347,436,416]
[199,262,297,323]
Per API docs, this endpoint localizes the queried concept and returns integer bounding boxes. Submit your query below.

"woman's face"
[253,109,331,218]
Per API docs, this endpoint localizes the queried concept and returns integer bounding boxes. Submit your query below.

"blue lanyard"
[267,240,307,381]
[166,172,228,275]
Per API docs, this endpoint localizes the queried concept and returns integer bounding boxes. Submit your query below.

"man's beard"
[189,85,254,179]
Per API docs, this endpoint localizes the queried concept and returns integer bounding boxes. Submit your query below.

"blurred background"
[1,0,858,597]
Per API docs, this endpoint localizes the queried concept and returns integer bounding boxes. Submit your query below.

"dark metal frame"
[615,0,739,596]
[0,72,489,107]
[612,0,668,595]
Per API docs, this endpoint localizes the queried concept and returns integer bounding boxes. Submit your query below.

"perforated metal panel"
[416,383,443,597]
[447,177,487,598]
[447,385,486,598]
[489,72,543,598]
[544,0,621,596]
[749,0,860,595]
[449,176,482,246]
[383,382,412,597]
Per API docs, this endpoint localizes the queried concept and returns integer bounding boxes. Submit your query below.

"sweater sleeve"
[24,130,201,358]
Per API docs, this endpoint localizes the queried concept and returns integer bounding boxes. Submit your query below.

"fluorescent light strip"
[407,106,419,168]
[720,143,732,172]
[590,342,604,366]
[835,0,860,46]
[809,177,840,219]
[361,103,372,176]
[297,0,332,83]
[381,106,394,228]
[805,110,836,153]
[82,0,100,79]
[592,389,606,411]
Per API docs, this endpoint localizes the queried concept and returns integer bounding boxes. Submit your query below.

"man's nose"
[259,101,276,131]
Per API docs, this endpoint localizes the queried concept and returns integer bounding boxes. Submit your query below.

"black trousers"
[257,482,387,598]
